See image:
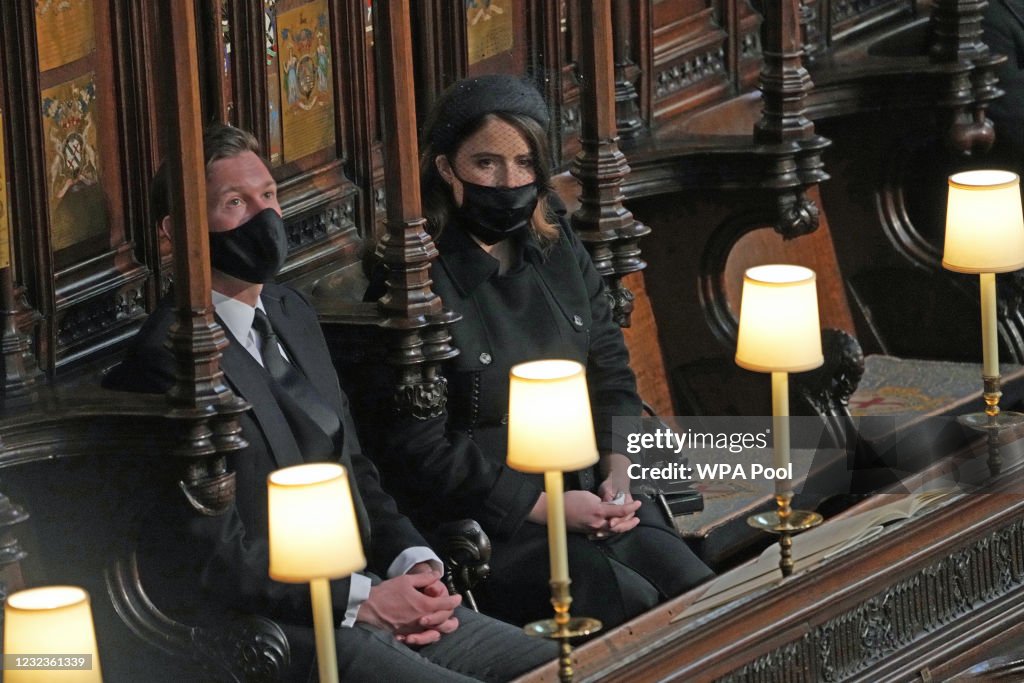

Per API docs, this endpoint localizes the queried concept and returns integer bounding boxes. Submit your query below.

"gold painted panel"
[35,0,96,72]
[265,0,284,166]
[276,0,336,163]
[466,0,514,65]
[41,73,107,251]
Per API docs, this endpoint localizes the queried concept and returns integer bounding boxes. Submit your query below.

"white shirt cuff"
[341,573,372,628]
[340,548,443,628]
[387,546,443,578]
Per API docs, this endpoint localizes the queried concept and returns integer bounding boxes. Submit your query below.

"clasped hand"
[358,566,461,646]
[564,489,641,538]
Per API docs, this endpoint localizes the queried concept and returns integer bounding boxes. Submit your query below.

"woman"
[363,74,713,628]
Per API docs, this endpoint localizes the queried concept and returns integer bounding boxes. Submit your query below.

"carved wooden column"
[158,0,247,515]
[573,0,650,327]
[753,0,829,238]
[374,0,459,418]
[612,0,644,141]
[929,0,1004,154]
[1,267,41,396]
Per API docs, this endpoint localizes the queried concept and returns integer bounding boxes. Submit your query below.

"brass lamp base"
[523,580,601,683]
[747,494,823,578]
[524,616,602,639]
[747,509,823,534]
[957,376,1024,476]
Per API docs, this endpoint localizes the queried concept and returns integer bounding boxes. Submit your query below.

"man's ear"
[159,215,173,243]
[435,155,454,185]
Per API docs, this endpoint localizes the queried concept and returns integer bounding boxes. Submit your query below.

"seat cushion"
[850,356,1024,417]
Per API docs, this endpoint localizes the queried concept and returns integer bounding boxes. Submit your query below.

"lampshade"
[735,264,824,373]
[268,463,366,583]
[506,359,599,473]
[4,585,102,682]
[943,170,1024,274]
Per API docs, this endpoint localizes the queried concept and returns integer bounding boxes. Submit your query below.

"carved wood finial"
[755,0,829,237]
[573,0,650,328]
[158,0,247,514]
[612,0,644,141]
[374,0,459,418]
[929,0,1006,155]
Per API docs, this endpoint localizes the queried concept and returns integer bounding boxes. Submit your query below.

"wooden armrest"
[436,519,491,612]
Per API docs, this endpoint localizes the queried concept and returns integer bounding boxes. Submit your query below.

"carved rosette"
[195,616,290,682]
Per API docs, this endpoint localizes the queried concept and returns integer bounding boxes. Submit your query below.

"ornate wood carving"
[754,0,830,238]
[649,4,731,120]
[1,267,41,396]
[572,0,650,328]
[719,518,1024,682]
[373,0,458,419]
[831,0,912,41]
[613,0,644,140]
[520,458,1024,681]
[0,485,28,607]
[54,282,145,353]
[157,0,246,516]
[107,539,289,682]
[926,0,1005,155]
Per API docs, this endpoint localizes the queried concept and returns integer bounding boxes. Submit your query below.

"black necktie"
[251,308,342,448]
[252,308,292,382]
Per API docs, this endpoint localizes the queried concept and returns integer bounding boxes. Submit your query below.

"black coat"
[105,283,426,626]
[361,218,712,628]
[365,219,641,542]
[984,0,1024,160]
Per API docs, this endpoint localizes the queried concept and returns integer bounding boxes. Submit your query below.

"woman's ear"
[435,155,454,185]
[159,215,173,243]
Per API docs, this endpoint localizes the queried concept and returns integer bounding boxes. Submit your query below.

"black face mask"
[454,176,539,245]
[209,208,288,284]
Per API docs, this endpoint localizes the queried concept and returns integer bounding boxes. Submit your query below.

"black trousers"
[476,494,714,629]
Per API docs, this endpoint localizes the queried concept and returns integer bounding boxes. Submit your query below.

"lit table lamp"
[4,585,102,682]
[942,170,1024,475]
[737,264,825,577]
[507,359,601,683]
[268,463,366,683]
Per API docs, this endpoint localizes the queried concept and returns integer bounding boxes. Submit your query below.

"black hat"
[423,74,550,154]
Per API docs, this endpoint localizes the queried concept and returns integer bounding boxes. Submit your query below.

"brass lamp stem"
[984,375,1002,475]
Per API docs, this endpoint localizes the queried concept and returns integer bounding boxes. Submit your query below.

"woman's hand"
[595,452,641,536]
[564,490,641,535]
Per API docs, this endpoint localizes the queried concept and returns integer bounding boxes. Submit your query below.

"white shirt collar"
[212,290,266,345]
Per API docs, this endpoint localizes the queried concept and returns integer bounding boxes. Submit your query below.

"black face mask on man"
[454,175,539,245]
[209,207,288,284]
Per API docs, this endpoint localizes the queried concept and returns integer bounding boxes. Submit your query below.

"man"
[105,123,554,681]
[983,0,1024,165]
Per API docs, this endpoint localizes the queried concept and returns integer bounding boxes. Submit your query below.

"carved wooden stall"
[1,0,1023,681]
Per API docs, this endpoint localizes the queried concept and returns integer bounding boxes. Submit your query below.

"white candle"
[980,272,999,378]
[544,470,570,584]
[771,371,791,497]
[310,577,339,683]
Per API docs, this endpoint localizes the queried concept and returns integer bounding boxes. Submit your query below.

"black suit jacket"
[984,0,1024,159]
[105,283,426,626]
